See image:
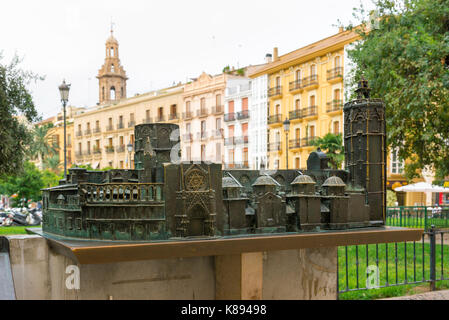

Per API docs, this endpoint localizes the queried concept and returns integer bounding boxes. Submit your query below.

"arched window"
[111,47,114,57]
[296,69,301,80]
[310,64,316,76]
[334,89,341,101]
[110,86,116,100]
[334,56,341,68]
[295,99,300,110]
[102,87,105,100]
[111,64,115,72]
[309,95,315,106]
[121,87,124,98]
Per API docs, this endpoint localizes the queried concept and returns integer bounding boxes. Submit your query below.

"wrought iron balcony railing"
[128,121,135,127]
[196,131,208,141]
[105,146,115,153]
[289,79,303,92]
[106,125,114,132]
[326,100,343,113]
[289,109,302,120]
[197,108,209,117]
[289,139,302,149]
[142,117,152,124]
[301,136,316,147]
[183,111,193,120]
[302,75,319,88]
[93,148,101,154]
[237,110,250,120]
[183,133,193,142]
[76,131,82,137]
[168,113,179,120]
[301,106,317,118]
[327,67,343,81]
[224,113,236,122]
[93,127,101,134]
[212,105,224,114]
[84,129,91,135]
[268,114,282,125]
[117,122,124,129]
[268,142,281,152]
[268,86,282,97]
[224,137,235,146]
[155,115,165,122]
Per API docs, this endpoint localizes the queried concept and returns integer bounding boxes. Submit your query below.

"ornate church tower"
[97,27,128,104]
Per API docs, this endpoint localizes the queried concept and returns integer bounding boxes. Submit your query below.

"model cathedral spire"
[97,26,128,104]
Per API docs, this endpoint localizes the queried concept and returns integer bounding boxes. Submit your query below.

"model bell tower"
[97,27,128,104]
[343,79,386,224]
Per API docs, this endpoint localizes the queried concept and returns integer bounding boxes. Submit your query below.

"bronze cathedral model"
[42,80,387,241]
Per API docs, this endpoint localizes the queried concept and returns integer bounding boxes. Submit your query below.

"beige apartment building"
[181,72,247,163]
[73,30,184,169]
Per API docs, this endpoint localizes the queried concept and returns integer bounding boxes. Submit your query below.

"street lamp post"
[58,80,71,182]
[283,118,290,170]
[127,143,133,169]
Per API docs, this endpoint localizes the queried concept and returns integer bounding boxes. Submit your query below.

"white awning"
[394,182,449,193]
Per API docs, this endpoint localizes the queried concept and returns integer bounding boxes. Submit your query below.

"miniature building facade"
[42,81,386,241]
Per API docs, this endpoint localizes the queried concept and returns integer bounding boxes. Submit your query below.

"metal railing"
[268,142,281,152]
[212,105,224,114]
[327,67,343,81]
[224,113,236,122]
[302,106,317,118]
[302,75,318,88]
[268,114,282,125]
[268,86,282,97]
[128,120,135,127]
[289,79,302,92]
[326,100,343,113]
[338,227,449,297]
[237,110,250,120]
[387,206,449,231]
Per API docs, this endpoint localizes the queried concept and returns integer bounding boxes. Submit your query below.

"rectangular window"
[391,149,404,174]
[333,121,340,134]
[242,97,248,111]
[295,157,300,169]
[186,146,191,161]
[216,143,221,163]
[228,100,234,113]
[201,145,206,162]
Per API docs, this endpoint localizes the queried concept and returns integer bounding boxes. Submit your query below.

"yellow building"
[250,28,359,170]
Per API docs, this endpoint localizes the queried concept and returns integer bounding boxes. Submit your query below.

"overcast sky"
[1,0,374,120]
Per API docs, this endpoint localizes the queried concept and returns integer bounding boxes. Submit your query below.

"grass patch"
[0,225,40,235]
[386,216,449,229]
[338,241,449,300]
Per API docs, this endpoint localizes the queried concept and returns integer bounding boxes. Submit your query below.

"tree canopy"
[0,54,42,177]
[344,0,449,180]
[311,133,345,169]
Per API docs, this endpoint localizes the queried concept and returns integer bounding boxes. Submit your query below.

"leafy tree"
[43,153,61,172]
[310,133,345,169]
[0,161,44,207]
[29,123,57,170]
[42,169,62,188]
[0,54,42,177]
[343,0,449,180]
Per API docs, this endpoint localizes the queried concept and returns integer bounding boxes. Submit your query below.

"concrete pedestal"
[5,235,337,300]
[3,227,422,300]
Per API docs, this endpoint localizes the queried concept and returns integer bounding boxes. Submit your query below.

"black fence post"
[429,225,436,291]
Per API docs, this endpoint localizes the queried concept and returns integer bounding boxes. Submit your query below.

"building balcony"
[93,147,101,155]
[289,79,303,93]
[84,129,91,136]
[326,100,343,113]
[212,105,224,114]
[76,131,82,137]
[289,109,303,121]
[234,135,249,145]
[84,150,92,157]
[168,113,179,120]
[268,114,282,125]
[224,137,235,146]
[289,139,302,149]
[301,137,316,147]
[224,113,236,122]
[225,162,249,169]
[155,115,165,122]
[105,146,114,154]
[117,122,125,129]
[197,108,209,117]
[106,125,114,132]
[237,110,250,120]
[302,75,319,90]
[268,142,281,152]
[183,112,193,120]
[268,86,282,98]
[183,133,193,142]
[75,151,83,158]
[195,131,208,141]
[327,67,343,83]
[211,129,224,139]
[142,117,152,124]
[93,127,101,134]
[128,120,136,127]
[301,106,318,118]
[116,145,125,153]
